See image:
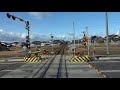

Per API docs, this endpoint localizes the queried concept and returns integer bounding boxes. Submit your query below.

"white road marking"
[90,61,120,63]
[101,70,120,72]
[0,59,23,62]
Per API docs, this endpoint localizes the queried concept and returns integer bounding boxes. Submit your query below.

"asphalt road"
[0,61,25,77]
[89,59,120,78]
[0,55,104,78]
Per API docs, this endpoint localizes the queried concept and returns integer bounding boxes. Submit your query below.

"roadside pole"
[105,12,110,54]
[51,34,54,54]
[73,22,75,57]
[86,27,90,56]
[93,41,96,55]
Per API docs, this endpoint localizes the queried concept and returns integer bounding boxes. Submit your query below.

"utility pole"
[68,37,70,46]
[69,34,72,54]
[86,27,90,56]
[105,12,110,54]
[119,29,120,37]
[73,22,75,57]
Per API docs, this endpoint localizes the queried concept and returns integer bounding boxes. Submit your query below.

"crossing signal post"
[6,13,11,18]
[6,13,31,55]
[25,21,30,50]
[83,32,87,55]
[26,35,30,49]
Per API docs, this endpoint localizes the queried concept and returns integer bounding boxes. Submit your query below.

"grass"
[1,43,120,58]
[75,46,120,55]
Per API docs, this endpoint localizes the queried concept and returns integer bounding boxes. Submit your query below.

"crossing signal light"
[84,42,87,46]
[6,13,17,20]
[26,43,28,48]
[6,13,11,18]
[26,35,30,49]
[26,43,29,48]
[11,16,16,20]
[26,36,29,39]
[26,40,29,43]
[25,21,29,26]
[83,32,87,48]
[26,43,30,48]
[51,36,53,38]
[83,33,85,37]
[83,37,87,42]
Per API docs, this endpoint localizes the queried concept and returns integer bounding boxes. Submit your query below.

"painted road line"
[88,63,107,78]
[99,57,120,60]
[100,70,120,72]
[89,60,120,63]
[0,59,23,62]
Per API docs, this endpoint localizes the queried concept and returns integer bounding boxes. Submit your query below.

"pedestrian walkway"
[1,62,40,78]
[67,62,104,78]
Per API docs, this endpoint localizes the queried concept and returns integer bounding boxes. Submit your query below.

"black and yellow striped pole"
[83,32,87,55]
[25,21,30,50]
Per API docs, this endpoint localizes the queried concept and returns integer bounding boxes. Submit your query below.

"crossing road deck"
[89,59,120,78]
[0,55,104,78]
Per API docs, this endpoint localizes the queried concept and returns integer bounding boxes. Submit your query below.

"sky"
[0,12,120,41]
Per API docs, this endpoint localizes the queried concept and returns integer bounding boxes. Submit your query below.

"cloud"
[28,12,48,20]
[115,30,120,35]
[0,29,67,42]
[0,29,50,42]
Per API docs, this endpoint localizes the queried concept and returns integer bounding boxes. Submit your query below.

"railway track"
[26,45,68,78]
[0,45,63,78]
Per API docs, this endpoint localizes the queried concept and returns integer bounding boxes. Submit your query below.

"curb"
[88,63,107,78]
